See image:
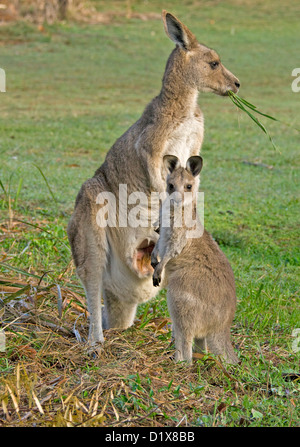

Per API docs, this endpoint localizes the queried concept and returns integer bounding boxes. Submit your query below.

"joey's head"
[163,155,203,205]
[162,10,240,96]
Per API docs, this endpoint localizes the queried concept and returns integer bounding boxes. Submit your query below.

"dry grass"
[0,277,294,427]
[0,274,238,427]
[0,216,298,427]
[0,226,241,428]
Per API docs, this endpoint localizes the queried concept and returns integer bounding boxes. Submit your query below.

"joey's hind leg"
[102,289,137,330]
[174,335,193,363]
[206,330,238,364]
[172,324,193,363]
[167,291,193,363]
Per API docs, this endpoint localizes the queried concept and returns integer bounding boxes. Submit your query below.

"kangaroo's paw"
[152,270,161,287]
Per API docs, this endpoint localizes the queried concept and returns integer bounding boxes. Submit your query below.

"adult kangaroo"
[67,10,240,345]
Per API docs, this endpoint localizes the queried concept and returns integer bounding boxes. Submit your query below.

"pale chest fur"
[163,115,204,165]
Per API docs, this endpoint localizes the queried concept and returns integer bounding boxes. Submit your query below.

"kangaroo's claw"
[153,274,161,287]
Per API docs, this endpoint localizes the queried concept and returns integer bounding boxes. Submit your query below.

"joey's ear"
[162,10,197,51]
[186,156,203,177]
[163,155,180,174]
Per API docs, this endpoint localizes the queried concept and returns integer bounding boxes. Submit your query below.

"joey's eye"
[210,61,219,69]
[186,184,192,190]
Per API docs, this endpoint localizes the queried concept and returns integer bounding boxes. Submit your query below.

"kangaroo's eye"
[186,184,192,190]
[210,61,219,69]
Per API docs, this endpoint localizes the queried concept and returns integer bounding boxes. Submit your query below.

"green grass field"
[0,0,299,427]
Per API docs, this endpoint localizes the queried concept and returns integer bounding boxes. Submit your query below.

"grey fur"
[152,156,239,364]
[67,11,240,345]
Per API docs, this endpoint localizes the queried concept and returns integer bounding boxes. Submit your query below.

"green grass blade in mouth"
[235,96,277,121]
[230,94,268,133]
[228,91,278,150]
[229,90,300,130]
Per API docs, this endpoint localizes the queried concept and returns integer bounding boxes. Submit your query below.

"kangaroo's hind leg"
[71,229,108,345]
[102,288,137,330]
[67,181,109,346]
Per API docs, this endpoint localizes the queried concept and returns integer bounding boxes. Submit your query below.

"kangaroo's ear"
[163,155,180,174]
[186,156,203,177]
[162,10,197,51]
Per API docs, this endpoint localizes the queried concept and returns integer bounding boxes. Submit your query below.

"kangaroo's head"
[162,11,240,96]
[163,155,203,204]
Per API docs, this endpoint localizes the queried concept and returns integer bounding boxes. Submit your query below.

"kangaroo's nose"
[235,81,240,88]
